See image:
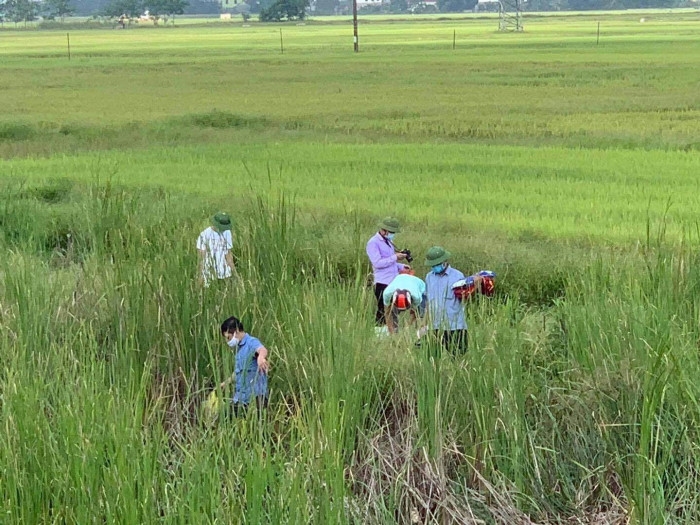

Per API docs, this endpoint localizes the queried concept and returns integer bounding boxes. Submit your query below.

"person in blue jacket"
[424,246,482,355]
[219,316,270,416]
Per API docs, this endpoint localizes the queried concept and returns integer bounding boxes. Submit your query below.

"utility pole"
[352,0,358,52]
[498,0,523,32]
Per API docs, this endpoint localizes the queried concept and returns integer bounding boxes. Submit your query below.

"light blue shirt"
[382,274,427,306]
[233,334,268,404]
[425,266,467,330]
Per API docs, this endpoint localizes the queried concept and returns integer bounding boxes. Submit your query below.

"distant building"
[407,0,437,12]
[356,0,382,8]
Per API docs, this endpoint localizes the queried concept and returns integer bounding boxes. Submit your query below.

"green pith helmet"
[378,217,401,233]
[425,246,452,266]
[211,212,232,232]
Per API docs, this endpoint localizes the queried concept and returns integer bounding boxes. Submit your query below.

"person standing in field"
[424,246,480,355]
[197,212,235,287]
[219,316,269,417]
[382,271,427,334]
[366,217,410,329]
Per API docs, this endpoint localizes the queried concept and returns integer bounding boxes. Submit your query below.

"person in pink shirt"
[365,217,410,328]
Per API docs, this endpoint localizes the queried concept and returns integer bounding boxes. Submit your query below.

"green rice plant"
[5,179,700,522]
[9,170,700,521]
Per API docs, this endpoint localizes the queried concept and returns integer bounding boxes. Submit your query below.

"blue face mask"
[386,233,395,241]
[432,264,445,274]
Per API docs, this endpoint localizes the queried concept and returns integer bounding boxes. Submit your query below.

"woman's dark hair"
[221,316,244,334]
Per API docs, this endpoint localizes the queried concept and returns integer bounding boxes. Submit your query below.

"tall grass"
[2,180,700,522]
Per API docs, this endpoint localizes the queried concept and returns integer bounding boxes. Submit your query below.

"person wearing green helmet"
[366,217,410,330]
[424,246,480,354]
[197,212,236,287]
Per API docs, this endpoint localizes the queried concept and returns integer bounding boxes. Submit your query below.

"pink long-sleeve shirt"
[366,232,404,285]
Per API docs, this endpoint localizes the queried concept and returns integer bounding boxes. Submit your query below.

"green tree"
[437,0,475,12]
[259,0,282,19]
[146,0,188,19]
[259,0,307,20]
[102,0,141,17]
[0,0,13,22]
[566,0,615,9]
[8,0,39,23]
[44,0,75,20]
[231,1,251,17]
[525,0,566,9]
[313,0,338,15]
[544,0,682,8]
[389,0,408,13]
[183,0,219,13]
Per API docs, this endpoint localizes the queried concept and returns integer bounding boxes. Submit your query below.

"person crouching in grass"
[382,271,427,335]
[219,316,269,417]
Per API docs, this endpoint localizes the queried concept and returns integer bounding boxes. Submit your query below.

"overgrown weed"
[2,181,700,522]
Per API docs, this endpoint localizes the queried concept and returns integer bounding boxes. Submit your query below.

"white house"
[356,0,383,8]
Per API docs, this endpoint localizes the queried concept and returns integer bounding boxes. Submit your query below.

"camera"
[399,249,413,263]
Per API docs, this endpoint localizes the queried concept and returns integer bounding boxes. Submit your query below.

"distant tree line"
[313,0,695,16]
[101,0,187,19]
[0,0,695,25]
[525,0,694,10]
[0,0,75,23]
[0,0,189,23]
[257,0,306,19]
[0,0,309,23]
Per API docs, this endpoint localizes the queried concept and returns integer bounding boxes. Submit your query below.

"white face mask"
[386,233,395,241]
[227,336,239,348]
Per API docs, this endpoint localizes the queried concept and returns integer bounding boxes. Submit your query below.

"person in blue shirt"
[382,272,427,334]
[424,246,482,355]
[219,316,270,416]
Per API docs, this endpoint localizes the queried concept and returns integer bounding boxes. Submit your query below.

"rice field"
[2,11,700,524]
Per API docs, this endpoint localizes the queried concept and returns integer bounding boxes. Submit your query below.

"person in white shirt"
[197,212,235,286]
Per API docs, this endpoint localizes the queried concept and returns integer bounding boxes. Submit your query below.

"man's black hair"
[221,316,244,334]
